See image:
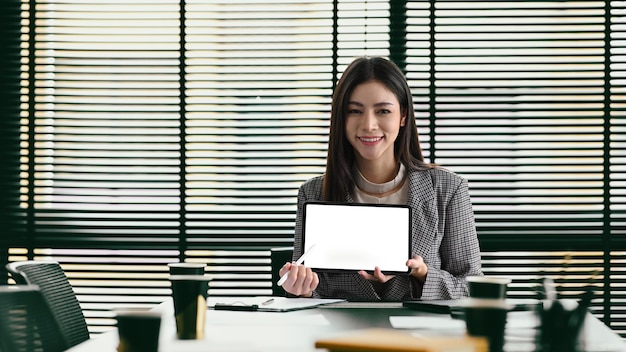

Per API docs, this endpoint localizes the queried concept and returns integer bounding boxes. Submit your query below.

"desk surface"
[67,299,625,352]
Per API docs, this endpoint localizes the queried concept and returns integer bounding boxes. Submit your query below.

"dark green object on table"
[538,278,594,352]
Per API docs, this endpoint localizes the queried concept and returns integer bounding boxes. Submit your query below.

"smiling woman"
[283,56,483,301]
[2,0,626,338]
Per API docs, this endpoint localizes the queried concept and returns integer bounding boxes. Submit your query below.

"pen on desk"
[277,244,317,287]
[262,298,274,305]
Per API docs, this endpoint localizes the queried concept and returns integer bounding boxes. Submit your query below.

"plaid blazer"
[292,166,483,301]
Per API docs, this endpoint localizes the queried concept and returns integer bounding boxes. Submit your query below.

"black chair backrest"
[0,285,69,352]
[6,261,90,348]
[270,247,294,296]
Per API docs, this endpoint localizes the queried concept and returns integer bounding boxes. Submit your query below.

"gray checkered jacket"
[292,166,483,301]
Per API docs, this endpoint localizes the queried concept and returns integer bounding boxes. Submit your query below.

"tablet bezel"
[301,201,412,275]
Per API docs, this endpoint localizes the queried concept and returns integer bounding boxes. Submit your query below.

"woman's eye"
[348,109,361,115]
[378,109,391,115]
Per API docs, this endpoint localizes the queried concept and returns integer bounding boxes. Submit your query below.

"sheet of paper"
[389,315,466,331]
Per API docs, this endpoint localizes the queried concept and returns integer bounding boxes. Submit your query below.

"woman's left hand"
[406,255,428,282]
[358,266,395,283]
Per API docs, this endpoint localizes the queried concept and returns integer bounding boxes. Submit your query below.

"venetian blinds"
[4,0,626,337]
[4,0,393,333]
[405,0,623,335]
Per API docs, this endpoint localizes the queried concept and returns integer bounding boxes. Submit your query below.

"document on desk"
[389,316,465,332]
[208,296,345,312]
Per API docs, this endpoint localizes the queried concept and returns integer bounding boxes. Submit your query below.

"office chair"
[6,260,90,348]
[0,285,69,352]
[270,247,293,296]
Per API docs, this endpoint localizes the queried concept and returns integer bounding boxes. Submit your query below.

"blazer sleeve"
[291,176,325,299]
[420,174,483,300]
[293,176,324,260]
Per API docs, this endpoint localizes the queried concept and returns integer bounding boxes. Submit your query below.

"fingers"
[359,267,394,283]
[281,263,318,297]
[406,255,428,281]
[358,270,374,280]
[373,266,386,281]
[406,255,424,268]
[278,262,292,277]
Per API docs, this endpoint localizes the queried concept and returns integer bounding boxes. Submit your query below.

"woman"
[279,56,483,301]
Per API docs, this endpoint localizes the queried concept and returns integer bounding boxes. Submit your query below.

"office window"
[2,0,626,336]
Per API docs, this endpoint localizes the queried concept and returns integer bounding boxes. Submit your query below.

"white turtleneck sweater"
[352,163,408,205]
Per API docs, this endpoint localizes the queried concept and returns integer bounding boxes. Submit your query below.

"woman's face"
[344,80,406,167]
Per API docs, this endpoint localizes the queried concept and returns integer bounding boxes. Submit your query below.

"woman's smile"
[358,136,384,145]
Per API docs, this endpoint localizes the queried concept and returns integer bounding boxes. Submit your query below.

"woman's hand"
[358,266,395,283]
[406,255,428,282]
[279,262,319,297]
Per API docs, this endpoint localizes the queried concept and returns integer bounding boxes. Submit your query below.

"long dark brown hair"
[322,56,429,201]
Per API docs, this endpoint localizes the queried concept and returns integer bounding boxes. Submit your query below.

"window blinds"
[406,0,616,330]
[3,0,626,337]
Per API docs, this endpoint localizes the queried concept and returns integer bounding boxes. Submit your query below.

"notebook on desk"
[402,299,465,315]
[402,299,539,315]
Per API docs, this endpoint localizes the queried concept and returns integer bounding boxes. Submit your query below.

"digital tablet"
[302,201,411,275]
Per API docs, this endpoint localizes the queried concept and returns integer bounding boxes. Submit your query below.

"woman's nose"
[361,111,378,130]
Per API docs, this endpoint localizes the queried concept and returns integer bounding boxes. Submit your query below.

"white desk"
[66,299,625,352]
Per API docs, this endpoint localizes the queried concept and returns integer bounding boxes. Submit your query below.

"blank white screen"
[302,202,410,273]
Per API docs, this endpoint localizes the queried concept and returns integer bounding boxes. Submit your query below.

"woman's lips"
[358,136,383,145]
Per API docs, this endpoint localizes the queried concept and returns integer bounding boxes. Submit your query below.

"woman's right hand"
[279,262,319,297]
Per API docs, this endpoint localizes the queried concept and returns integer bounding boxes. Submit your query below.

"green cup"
[115,309,161,352]
[467,276,510,300]
[168,262,206,276]
[463,300,509,352]
[170,274,211,340]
